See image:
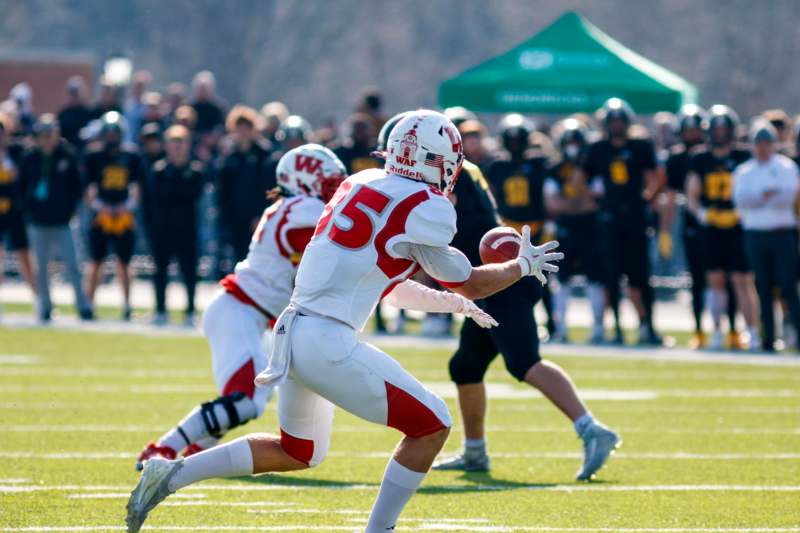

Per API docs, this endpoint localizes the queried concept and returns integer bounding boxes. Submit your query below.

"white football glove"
[456,297,498,329]
[516,225,564,285]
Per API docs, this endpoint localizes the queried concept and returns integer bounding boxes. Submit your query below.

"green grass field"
[1,326,799,532]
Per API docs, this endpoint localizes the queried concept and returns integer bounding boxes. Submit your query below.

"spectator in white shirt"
[733,121,800,351]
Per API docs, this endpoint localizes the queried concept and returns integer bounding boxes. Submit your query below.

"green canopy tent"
[438,11,697,114]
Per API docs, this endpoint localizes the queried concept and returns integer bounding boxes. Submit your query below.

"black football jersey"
[689,147,750,229]
[0,152,17,217]
[582,138,657,220]
[83,147,141,206]
[485,156,547,224]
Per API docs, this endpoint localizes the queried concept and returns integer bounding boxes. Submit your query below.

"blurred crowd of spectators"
[1,69,800,352]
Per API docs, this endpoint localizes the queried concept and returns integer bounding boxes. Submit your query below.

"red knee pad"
[385,382,447,438]
[280,429,314,465]
[223,359,256,399]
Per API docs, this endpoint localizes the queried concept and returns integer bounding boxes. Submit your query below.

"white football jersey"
[292,169,471,331]
[234,195,324,318]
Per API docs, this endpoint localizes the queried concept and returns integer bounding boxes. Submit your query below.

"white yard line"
[0,355,40,364]
[4,483,800,494]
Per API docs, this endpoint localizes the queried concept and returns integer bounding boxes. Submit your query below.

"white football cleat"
[126,457,183,532]
[576,423,621,481]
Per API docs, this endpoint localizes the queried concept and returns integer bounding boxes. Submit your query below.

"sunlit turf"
[0,327,799,531]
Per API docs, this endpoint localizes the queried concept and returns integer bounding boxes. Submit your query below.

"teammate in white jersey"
[126,111,563,533]
[134,144,347,467]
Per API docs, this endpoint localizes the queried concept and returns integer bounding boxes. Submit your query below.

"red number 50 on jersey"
[314,181,430,278]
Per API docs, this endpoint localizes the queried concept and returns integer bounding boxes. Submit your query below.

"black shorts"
[556,214,604,283]
[599,215,649,289]
[89,225,135,263]
[0,210,28,251]
[703,225,749,273]
[449,277,542,383]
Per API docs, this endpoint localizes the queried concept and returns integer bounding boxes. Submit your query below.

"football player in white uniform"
[135,144,347,467]
[126,111,563,533]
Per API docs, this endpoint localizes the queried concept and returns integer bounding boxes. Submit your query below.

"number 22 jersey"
[292,169,472,331]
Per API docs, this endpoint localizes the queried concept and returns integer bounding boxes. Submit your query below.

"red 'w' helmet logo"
[295,155,323,175]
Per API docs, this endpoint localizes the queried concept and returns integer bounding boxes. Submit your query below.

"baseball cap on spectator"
[139,121,162,141]
[761,109,790,137]
[751,120,777,143]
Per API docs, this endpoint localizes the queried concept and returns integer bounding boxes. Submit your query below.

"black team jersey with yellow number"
[83,147,142,206]
[582,138,657,223]
[484,156,547,234]
[546,159,594,226]
[689,147,750,229]
[0,153,17,218]
[0,143,25,220]
[450,160,501,267]
[333,144,382,175]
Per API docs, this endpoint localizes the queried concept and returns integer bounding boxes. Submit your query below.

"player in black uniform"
[0,114,37,303]
[583,98,661,345]
[484,114,556,337]
[366,112,620,481]
[665,105,709,348]
[686,105,760,349]
[83,112,142,320]
[544,118,606,343]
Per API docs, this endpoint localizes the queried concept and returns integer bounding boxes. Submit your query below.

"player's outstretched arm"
[451,225,563,300]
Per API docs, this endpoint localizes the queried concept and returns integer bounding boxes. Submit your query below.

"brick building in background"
[0,51,94,113]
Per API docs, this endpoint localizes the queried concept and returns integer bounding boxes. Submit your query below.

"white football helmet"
[276,143,347,202]
[385,109,464,194]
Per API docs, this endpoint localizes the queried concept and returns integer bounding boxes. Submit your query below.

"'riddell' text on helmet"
[385,110,464,194]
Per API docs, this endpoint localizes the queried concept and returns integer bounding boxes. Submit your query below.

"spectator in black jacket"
[216,105,274,269]
[191,71,225,162]
[57,76,92,151]
[138,123,165,173]
[18,115,91,322]
[144,125,204,325]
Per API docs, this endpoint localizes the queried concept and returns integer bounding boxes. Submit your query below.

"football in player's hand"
[479,226,521,264]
